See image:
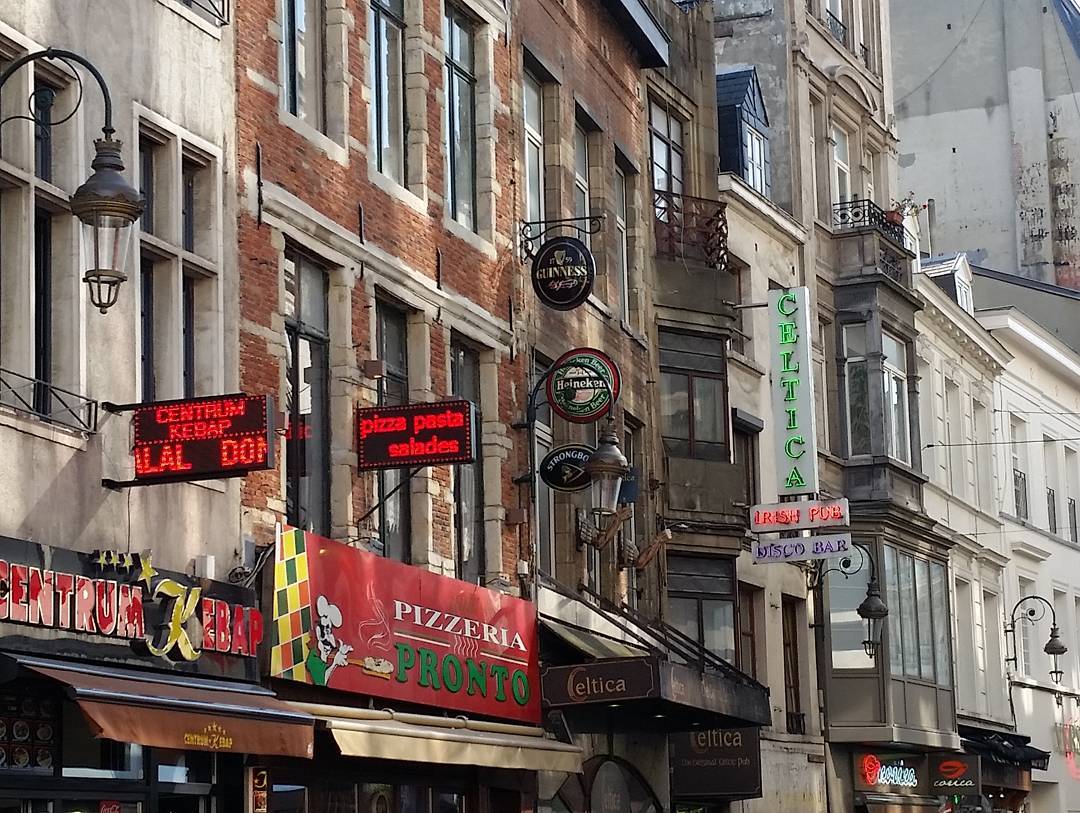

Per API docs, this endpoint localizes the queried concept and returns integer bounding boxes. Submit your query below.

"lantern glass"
[81,213,134,284]
[593,472,624,517]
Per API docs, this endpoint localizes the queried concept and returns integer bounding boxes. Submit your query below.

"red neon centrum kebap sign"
[132,394,274,482]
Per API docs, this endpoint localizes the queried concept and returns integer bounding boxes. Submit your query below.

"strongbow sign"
[531,236,596,311]
[929,754,981,794]
[768,288,818,496]
[539,444,594,492]
[546,348,621,424]
[752,533,852,564]
[270,530,541,723]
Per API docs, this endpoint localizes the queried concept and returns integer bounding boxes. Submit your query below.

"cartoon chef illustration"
[305,595,354,686]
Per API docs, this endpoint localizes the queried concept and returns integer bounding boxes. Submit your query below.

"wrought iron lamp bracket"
[806,542,870,591]
[1003,594,1056,670]
[519,215,605,261]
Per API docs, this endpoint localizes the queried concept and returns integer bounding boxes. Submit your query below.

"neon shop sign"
[768,287,819,496]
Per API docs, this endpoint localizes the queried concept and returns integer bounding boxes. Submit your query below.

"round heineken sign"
[545,348,621,424]
[539,444,594,492]
[531,236,595,311]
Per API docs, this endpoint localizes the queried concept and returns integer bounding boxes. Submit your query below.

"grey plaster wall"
[891,0,1080,289]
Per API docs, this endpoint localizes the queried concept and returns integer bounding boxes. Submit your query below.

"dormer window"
[717,68,771,199]
[924,252,976,315]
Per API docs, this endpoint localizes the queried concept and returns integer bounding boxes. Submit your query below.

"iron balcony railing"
[877,248,903,284]
[1014,469,1029,520]
[0,367,97,433]
[654,189,729,272]
[1048,487,1058,536]
[178,0,230,24]
[833,198,915,252]
[824,9,847,45]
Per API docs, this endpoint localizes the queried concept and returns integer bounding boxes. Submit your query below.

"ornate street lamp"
[0,49,143,313]
[808,542,889,661]
[585,417,629,517]
[1005,594,1069,685]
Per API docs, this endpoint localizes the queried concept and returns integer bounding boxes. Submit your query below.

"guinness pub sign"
[531,236,596,311]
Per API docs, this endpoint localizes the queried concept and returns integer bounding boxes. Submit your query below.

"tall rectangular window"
[33,209,52,415]
[649,99,684,195]
[814,318,831,452]
[181,160,197,253]
[883,544,952,686]
[534,354,555,577]
[370,0,406,182]
[284,250,331,536]
[1011,416,1029,520]
[444,5,476,231]
[832,125,852,205]
[622,424,642,610]
[614,166,630,322]
[737,582,761,679]
[33,82,54,183]
[523,74,544,223]
[733,424,758,505]
[945,379,962,491]
[1018,577,1035,674]
[140,259,156,402]
[973,399,992,510]
[830,553,871,669]
[377,302,411,561]
[139,138,155,235]
[283,0,326,129]
[659,330,728,461]
[882,331,910,464]
[451,339,484,584]
[573,125,590,247]
[182,274,196,398]
[809,98,823,220]
[843,324,871,456]
[744,127,767,195]
[667,555,735,663]
[782,597,804,734]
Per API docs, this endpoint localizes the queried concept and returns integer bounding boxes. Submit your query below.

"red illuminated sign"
[356,400,476,470]
[749,498,849,534]
[131,394,274,483]
[271,530,540,723]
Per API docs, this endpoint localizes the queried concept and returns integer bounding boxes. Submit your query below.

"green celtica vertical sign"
[769,287,819,496]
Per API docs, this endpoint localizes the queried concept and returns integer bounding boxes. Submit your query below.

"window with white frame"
[369,0,406,182]
[282,0,326,130]
[883,544,951,686]
[1018,576,1035,675]
[573,124,590,246]
[832,124,852,205]
[1011,415,1028,520]
[973,399,992,510]
[882,331,910,464]
[523,73,544,223]
[744,127,767,195]
[138,124,220,403]
[444,5,477,230]
[614,165,630,322]
[843,323,871,456]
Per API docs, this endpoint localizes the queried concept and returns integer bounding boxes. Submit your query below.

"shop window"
[444,4,477,231]
[659,330,728,461]
[284,248,331,536]
[370,0,406,182]
[883,544,952,686]
[667,554,736,663]
[377,301,412,561]
[451,337,485,584]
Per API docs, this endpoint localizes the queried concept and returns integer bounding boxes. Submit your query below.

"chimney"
[926,198,937,258]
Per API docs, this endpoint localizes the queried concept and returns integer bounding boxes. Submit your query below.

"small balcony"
[1048,487,1058,536]
[1069,497,1078,543]
[0,367,98,433]
[830,199,916,289]
[1014,469,1029,520]
[824,9,847,46]
[833,199,913,250]
[654,189,729,272]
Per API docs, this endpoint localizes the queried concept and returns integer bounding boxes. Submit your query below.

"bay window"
[843,324,871,456]
[882,331,910,464]
[884,544,951,685]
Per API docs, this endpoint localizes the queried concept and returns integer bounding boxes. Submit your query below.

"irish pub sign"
[769,287,819,496]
